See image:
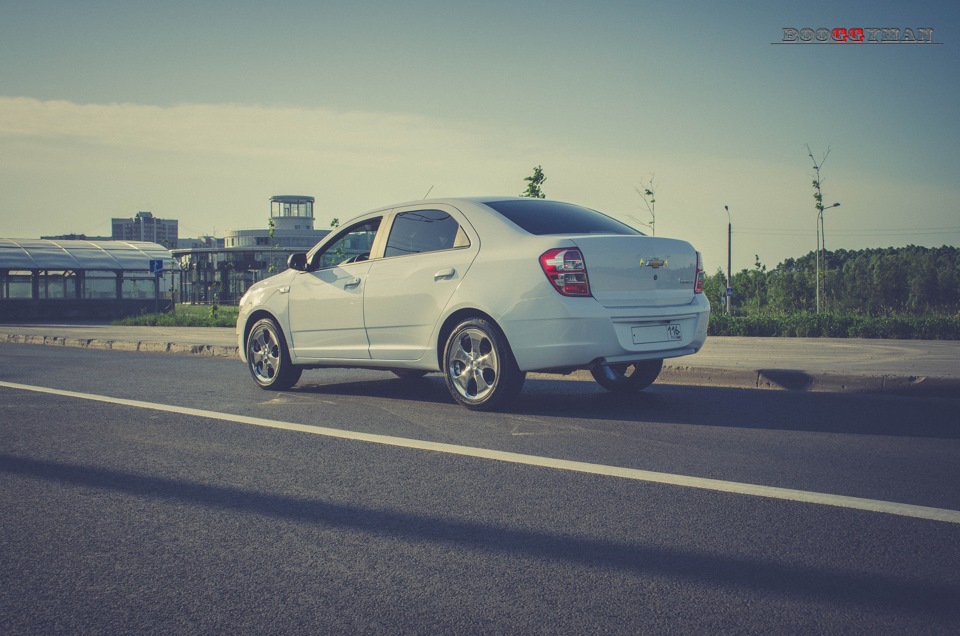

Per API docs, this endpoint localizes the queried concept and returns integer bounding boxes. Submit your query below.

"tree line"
[703,245,960,316]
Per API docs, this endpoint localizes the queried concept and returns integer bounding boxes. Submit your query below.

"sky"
[1,0,957,273]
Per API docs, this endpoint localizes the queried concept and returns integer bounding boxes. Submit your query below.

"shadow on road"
[290,373,960,440]
[3,453,958,621]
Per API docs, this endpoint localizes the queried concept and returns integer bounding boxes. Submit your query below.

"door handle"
[434,268,456,280]
[344,277,361,288]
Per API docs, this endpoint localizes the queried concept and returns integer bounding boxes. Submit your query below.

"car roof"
[363,196,524,213]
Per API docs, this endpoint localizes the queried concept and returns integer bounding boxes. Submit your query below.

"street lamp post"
[817,202,840,313]
[724,205,731,314]
[815,211,821,314]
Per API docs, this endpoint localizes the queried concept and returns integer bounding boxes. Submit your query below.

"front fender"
[237,272,296,361]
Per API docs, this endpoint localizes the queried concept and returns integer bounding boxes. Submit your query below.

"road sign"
[149,259,164,274]
[725,287,734,297]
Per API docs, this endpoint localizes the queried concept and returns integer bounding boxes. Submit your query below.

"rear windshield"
[484,199,642,236]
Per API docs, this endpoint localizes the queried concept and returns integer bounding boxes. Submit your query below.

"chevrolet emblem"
[641,257,668,269]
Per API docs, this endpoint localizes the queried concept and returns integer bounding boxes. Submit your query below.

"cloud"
[0,97,555,236]
[0,96,516,165]
[1,97,955,270]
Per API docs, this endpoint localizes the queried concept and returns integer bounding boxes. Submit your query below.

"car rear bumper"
[499,293,710,372]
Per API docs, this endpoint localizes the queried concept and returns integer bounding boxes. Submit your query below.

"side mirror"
[287,253,308,271]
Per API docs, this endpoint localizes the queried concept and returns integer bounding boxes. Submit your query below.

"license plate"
[631,324,683,344]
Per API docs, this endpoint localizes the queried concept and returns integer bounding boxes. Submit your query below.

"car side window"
[383,210,470,258]
[311,218,381,269]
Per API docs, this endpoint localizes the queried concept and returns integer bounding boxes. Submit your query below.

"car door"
[363,205,479,361]
[287,217,382,360]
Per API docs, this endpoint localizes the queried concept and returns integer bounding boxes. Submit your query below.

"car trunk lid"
[571,235,699,308]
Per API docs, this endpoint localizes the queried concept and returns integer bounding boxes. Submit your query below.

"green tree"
[634,176,657,235]
[330,217,346,263]
[702,268,727,314]
[729,246,960,317]
[752,255,768,310]
[521,165,547,198]
[267,217,279,273]
[767,256,814,313]
[805,144,839,312]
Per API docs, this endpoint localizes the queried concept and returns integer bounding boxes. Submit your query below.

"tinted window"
[484,199,642,236]
[384,210,469,257]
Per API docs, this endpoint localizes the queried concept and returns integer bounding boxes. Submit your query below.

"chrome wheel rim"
[249,323,281,385]
[447,328,498,402]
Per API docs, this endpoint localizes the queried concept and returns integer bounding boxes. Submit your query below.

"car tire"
[591,359,663,392]
[246,317,302,390]
[443,318,525,410]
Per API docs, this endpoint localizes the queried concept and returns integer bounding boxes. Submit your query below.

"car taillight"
[695,251,705,293]
[539,248,591,297]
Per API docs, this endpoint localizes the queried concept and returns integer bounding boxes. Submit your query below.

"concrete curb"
[659,364,959,398]
[0,333,240,359]
[3,333,957,398]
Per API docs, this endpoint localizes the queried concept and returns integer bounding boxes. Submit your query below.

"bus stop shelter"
[0,239,178,321]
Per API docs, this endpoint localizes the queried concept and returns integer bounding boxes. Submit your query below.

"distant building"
[269,195,316,231]
[112,211,178,246]
[0,238,177,320]
[41,232,112,241]
[177,236,223,250]
[223,196,322,249]
[172,195,330,305]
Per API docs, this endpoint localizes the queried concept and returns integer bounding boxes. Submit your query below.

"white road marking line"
[3,379,959,525]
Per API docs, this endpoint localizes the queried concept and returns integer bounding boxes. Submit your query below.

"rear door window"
[383,210,470,258]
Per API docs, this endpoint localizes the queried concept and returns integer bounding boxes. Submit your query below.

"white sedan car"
[237,197,709,410]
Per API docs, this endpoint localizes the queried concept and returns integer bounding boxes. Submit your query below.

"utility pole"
[819,202,840,311]
[724,205,732,314]
[815,211,821,314]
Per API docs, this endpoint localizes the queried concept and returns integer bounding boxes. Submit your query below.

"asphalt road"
[4,323,960,402]
[2,344,959,633]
